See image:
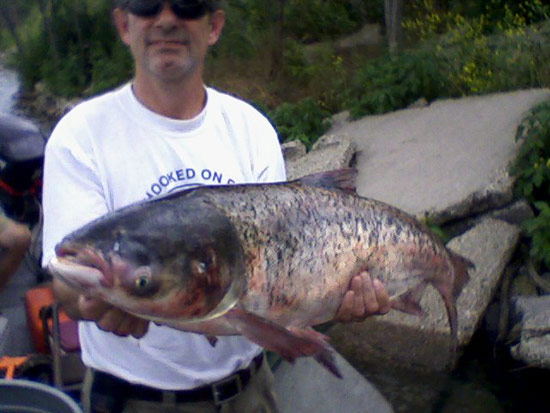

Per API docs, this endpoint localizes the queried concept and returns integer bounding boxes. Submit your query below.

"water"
[356,327,550,412]
[0,67,20,114]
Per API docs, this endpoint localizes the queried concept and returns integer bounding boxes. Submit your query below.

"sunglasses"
[122,0,211,20]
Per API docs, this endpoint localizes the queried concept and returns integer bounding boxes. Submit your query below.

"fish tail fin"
[442,292,459,353]
[451,252,474,298]
[443,253,473,352]
[297,168,357,193]
[225,308,343,379]
[434,252,473,352]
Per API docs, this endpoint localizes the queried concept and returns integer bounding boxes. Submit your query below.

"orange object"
[0,356,28,379]
[24,284,73,354]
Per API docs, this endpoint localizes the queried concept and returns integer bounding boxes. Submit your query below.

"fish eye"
[132,267,154,295]
[135,275,150,290]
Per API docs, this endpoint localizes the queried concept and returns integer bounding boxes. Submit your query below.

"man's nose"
[154,2,180,25]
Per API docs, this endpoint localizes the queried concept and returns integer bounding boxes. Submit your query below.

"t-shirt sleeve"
[250,113,287,184]
[41,114,109,267]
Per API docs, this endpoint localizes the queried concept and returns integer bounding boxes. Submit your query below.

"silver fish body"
[48,169,472,378]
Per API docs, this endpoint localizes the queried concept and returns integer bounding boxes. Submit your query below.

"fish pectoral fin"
[287,327,343,379]
[390,282,427,317]
[224,308,342,379]
[206,336,218,347]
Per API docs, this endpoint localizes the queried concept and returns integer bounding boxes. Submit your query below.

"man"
[42,1,390,412]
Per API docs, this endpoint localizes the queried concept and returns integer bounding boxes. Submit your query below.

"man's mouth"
[148,39,188,47]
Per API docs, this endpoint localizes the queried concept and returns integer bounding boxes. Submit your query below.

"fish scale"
[207,182,442,320]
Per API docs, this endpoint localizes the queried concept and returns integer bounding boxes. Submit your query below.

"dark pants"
[81,355,279,413]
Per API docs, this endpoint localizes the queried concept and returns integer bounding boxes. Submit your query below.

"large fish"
[48,169,472,378]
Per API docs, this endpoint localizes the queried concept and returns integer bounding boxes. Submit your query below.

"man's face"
[114,2,224,82]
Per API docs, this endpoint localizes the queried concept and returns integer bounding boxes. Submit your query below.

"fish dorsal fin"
[296,168,357,193]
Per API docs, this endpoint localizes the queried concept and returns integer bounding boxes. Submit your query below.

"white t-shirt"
[42,83,286,390]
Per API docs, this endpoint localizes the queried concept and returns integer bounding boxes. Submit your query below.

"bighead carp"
[48,169,472,378]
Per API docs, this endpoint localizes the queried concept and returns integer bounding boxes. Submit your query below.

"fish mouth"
[50,244,114,290]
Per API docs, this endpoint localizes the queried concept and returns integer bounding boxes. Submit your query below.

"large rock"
[510,295,550,368]
[284,134,357,180]
[328,218,521,372]
[328,89,550,224]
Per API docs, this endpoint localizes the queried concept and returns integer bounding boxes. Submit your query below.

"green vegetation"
[269,98,332,150]
[513,102,550,270]
[347,0,550,118]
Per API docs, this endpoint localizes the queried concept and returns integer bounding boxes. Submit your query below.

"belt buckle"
[212,373,243,405]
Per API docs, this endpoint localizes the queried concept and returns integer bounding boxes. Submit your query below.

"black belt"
[92,353,263,406]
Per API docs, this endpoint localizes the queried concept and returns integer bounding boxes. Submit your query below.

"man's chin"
[148,59,196,80]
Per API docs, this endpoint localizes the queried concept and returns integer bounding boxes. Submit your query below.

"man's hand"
[335,272,391,322]
[53,277,149,338]
[78,295,150,338]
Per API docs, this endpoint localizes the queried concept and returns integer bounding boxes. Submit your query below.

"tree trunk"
[384,0,403,54]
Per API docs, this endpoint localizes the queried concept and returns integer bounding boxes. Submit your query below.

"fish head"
[48,198,245,322]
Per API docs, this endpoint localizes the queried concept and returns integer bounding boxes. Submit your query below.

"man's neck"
[131,75,207,120]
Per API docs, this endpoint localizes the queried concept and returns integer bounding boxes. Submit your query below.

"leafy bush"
[269,98,332,149]
[523,202,550,269]
[87,40,133,96]
[345,47,447,118]
[513,101,550,201]
[4,1,129,97]
[280,40,348,110]
[284,0,361,43]
[512,101,550,270]
[0,30,11,50]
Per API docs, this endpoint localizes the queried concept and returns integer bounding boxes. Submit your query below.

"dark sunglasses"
[122,0,211,20]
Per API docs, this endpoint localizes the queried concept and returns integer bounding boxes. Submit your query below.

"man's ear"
[113,8,131,46]
[208,10,226,46]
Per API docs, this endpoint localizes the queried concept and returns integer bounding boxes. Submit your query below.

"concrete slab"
[329,89,550,224]
[273,352,393,413]
[328,218,520,372]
